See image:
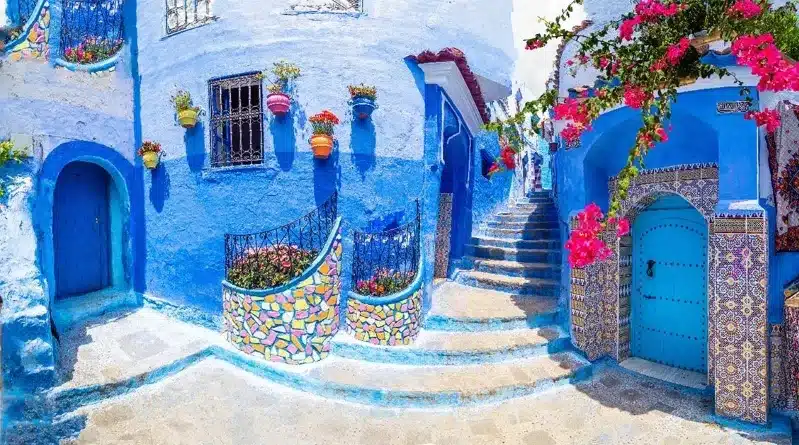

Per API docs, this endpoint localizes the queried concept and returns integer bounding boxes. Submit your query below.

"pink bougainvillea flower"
[623,85,651,109]
[655,126,669,143]
[619,17,640,41]
[732,34,799,92]
[616,218,630,236]
[666,37,691,65]
[526,39,545,50]
[728,0,763,19]
[745,108,781,132]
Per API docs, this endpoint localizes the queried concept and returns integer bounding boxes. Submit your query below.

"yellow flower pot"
[142,151,160,169]
[178,109,199,128]
[310,134,334,159]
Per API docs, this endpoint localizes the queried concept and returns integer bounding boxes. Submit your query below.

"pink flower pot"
[267,93,291,116]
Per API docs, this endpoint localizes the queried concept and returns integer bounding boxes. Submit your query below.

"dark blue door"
[54,162,111,299]
[631,195,708,373]
[442,133,472,263]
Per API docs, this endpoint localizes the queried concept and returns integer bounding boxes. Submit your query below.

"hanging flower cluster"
[565,204,630,268]
[489,0,799,268]
[309,110,340,136]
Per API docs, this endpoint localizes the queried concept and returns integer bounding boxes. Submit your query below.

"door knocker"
[646,260,656,278]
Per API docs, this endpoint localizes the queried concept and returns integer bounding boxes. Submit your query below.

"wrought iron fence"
[224,192,338,289]
[60,0,124,62]
[289,0,361,12]
[352,201,421,296]
[8,0,38,26]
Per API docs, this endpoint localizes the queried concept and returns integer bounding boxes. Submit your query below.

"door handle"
[646,260,655,278]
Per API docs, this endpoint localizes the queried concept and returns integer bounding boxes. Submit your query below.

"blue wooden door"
[54,162,111,299]
[631,195,708,373]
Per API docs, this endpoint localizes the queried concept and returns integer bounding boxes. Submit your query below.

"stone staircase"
[299,191,589,407]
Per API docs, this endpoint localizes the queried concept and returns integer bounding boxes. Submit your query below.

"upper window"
[209,73,264,168]
[288,0,361,13]
[166,0,213,35]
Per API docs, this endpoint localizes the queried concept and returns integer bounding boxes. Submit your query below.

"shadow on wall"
[149,163,170,213]
[271,112,297,172]
[185,121,206,173]
[313,142,341,206]
[350,117,376,179]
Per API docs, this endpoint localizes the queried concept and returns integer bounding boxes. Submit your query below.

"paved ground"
[59,358,788,445]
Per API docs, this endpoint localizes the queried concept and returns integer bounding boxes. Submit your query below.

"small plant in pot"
[309,110,339,159]
[356,269,415,297]
[259,61,301,116]
[138,141,162,170]
[171,90,201,128]
[348,84,378,120]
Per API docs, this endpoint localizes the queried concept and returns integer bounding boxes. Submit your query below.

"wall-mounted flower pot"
[267,93,291,116]
[178,109,199,128]
[142,152,160,169]
[311,134,334,159]
[350,96,377,120]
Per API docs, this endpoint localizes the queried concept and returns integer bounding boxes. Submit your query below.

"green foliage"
[0,139,26,198]
[348,84,377,100]
[226,245,317,290]
[259,61,302,94]
[170,90,200,113]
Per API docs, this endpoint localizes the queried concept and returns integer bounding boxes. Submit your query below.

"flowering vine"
[487,0,799,267]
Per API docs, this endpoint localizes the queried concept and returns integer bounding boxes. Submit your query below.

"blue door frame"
[631,195,708,373]
[440,101,474,267]
[53,161,112,298]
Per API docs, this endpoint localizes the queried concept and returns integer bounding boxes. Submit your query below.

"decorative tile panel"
[434,193,453,278]
[7,2,50,62]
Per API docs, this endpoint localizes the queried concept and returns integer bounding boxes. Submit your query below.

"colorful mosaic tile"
[434,193,453,278]
[345,288,423,346]
[7,2,50,62]
[222,230,343,365]
[569,164,771,424]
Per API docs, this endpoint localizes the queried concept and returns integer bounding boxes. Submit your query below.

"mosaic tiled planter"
[222,218,343,364]
[345,267,424,346]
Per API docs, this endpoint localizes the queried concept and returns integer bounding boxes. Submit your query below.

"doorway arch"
[37,141,141,330]
[630,194,708,373]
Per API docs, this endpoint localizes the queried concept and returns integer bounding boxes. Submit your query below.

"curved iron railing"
[60,0,124,64]
[8,0,38,27]
[352,201,421,296]
[224,192,338,288]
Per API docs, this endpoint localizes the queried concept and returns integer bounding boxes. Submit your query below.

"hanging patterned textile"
[768,101,799,251]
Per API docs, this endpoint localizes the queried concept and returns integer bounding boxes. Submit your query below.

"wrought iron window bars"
[165,0,213,35]
[209,72,265,168]
[289,0,361,13]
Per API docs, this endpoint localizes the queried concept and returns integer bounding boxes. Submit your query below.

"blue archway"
[37,140,144,330]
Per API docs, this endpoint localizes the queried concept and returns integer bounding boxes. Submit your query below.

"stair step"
[470,236,561,250]
[494,213,560,223]
[467,244,561,263]
[466,257,561,279]
[332,326,570,365]
[484,220,559,230]
[481,227,560,241]
[507,203,556,212]
[301,352,591,406]
[426,282,559,331]
[454,270,560,296]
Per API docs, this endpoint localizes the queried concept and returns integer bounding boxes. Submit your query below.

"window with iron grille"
[209,73,264,168]
[165,0,213,35]
[288,0,361,13]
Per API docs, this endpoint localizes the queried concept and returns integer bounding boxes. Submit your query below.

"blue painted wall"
[134,0,515,314]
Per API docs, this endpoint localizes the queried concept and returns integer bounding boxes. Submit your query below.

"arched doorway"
[53,161,118,298]
[631,194,708,373]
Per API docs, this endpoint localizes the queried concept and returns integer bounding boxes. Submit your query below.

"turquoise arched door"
[631,195,708,373]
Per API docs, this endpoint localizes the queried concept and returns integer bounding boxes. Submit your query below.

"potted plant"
[309,110,339,159]
[260,61,301,116]
[138,141,162,170]
[0,139,26,198]
[171,90,201,128]
[348,84,378,120]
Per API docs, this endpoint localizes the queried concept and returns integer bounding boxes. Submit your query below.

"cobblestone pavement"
[60,358,790,445]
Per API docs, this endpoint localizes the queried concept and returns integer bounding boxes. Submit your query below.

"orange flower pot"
[310,134,334,159]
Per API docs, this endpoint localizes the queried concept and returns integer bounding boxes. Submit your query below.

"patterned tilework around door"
[7,2,50,61]
[345,288,423,345]
[710,214,769,424]
[769,324,790,411]
[434,193,453,278]
[222,231,343,365]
